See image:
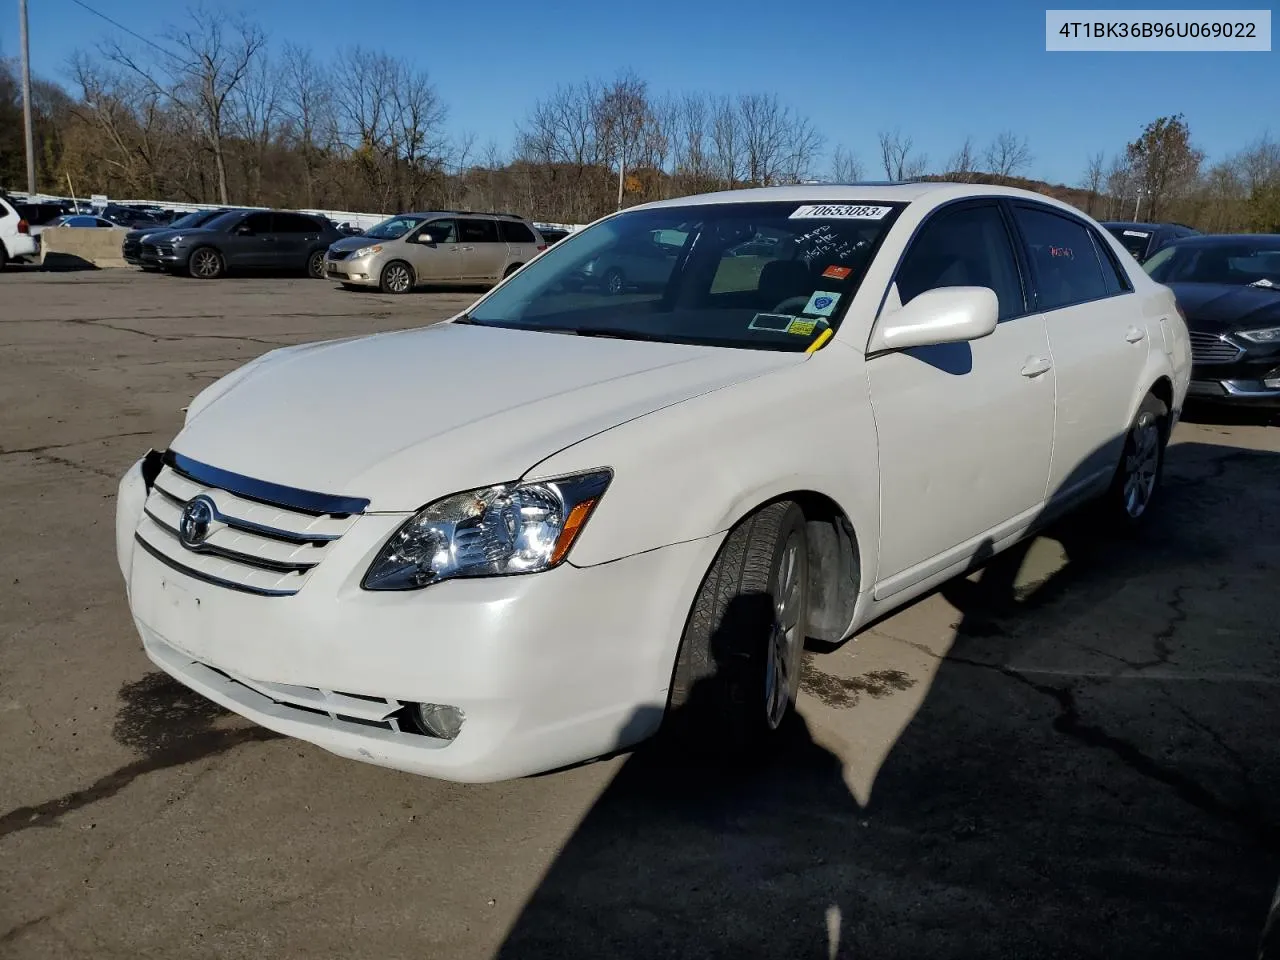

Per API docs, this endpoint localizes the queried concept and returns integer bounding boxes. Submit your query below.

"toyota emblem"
[179,495,216,547]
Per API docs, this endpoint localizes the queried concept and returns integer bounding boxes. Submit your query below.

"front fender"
[527,346,881,581]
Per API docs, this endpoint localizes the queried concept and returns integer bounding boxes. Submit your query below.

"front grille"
[1189,331,1243,365]
[123,237,141,257]
[141,243,158,259]
[134,455,366,597]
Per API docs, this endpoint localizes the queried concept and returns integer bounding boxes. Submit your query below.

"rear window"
[1106,226,1151,261]
[499,220,537,244]
[1016,206,1111,309]
[459,218,501,243]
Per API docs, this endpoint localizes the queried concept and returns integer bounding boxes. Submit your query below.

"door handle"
[1021,356,1052,378]
[1125,326,1147,343]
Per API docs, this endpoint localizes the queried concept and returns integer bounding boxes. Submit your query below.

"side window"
[1013,206,1110,310]
[419,219,457,244]
[241,213,273,233]
[1089,228,1133,295]
[499,220,536,244]
[895,203,1025,321]
[458,218,500,243]
[274,213,319,233]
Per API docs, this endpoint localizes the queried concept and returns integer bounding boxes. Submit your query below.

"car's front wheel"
[1103,391,1168,528]
[380,260,414,294]
[667,501,809,757]
[188,247,224,279]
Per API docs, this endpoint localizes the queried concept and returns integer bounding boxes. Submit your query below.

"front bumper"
[1189,351,1280,405]
[116,458,717,782]
[325,255,379,286]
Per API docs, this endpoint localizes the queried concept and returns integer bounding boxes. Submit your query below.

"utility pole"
[19,0,37,196]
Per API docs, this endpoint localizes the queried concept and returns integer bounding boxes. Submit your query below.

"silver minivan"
[326,211,545,293]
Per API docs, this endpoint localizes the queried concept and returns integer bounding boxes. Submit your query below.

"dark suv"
[148,209,343,279]
[126,208,232,268]
[1101,221,1200,263]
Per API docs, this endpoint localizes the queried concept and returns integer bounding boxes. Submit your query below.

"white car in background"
[115,183,1191,783]
[0,192,39,268]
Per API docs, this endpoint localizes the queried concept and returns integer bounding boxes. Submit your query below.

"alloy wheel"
[1122,411,1160,518]
[764,532,805,730]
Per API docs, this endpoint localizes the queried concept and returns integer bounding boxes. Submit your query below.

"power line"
[64,0,183,62]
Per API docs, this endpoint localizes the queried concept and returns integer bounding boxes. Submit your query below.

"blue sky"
[3,0,1275,185]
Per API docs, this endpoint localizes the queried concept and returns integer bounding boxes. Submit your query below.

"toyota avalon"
[116,183,1190,782]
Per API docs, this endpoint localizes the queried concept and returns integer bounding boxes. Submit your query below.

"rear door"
[457,218,506,280]
[1010,202,1150,505]
[498,219,538,269]
[270,213,320,268]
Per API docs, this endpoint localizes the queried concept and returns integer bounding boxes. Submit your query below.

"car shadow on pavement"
[495,438,1280,959]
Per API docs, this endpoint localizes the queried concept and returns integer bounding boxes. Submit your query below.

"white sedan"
[115,183,1191,782]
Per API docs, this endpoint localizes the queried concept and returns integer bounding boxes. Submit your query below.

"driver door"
[866,200,1056,598]
[406,218,460,282]
[227,212,276,268]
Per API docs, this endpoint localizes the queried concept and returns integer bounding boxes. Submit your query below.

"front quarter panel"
[526,345,880,578]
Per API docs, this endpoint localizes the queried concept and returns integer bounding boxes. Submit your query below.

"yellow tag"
[806,328,834,353]
[787,319,817,336]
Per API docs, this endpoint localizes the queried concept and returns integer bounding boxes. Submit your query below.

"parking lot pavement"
[2,268,1279,959]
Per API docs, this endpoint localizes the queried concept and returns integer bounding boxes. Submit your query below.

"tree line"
[0,8,1276,231]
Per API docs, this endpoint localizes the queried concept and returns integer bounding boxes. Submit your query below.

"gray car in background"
[324,211,545,293]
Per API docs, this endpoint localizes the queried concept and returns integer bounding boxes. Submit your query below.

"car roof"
[398,210,529,220]
[1161,233,1280,247]
[631,181,1091,216]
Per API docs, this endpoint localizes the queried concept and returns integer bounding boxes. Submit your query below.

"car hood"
[327,234,383,253]
[1166,282,1280,333]
[172,322,805,511]
[127,226,178,241]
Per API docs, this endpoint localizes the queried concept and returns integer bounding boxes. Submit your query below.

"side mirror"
[869,286,998,353]
[415,234,436,246]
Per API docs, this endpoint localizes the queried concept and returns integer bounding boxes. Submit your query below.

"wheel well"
[504,262,523,276]
[1148,375,1174,436]
[779,492,861,647]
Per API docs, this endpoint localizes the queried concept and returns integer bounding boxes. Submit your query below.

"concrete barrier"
[39,226,131,269]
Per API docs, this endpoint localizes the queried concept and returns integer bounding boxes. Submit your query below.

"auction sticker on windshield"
[790,204,893,220]
[802,291,840,317]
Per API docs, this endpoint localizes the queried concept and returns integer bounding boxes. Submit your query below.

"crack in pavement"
[0,429,153,457]
[59,318,286,347]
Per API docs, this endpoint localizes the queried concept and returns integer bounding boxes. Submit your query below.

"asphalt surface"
[2,266,1279,959]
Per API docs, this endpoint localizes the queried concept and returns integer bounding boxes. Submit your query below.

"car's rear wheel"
[188,247,224,279]
[307,249,325,279]
[503,262,522,279]
[1103,392,1168,529]
[380,260,414,294]
[666,501,809,758]
[0,247,8,271]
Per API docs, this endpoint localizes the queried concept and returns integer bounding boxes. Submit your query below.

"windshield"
[466,201,903,351]
[1106,226,1151,261]
[1146,240,1280,287]
[169,210,217,230]
[365,215,425,240]
[201,210,244,232]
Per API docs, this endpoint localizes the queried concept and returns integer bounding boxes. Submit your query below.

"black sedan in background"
[146,209,343,279]
[124,209,231,268]
[1146,234,1280,406]
[1102,220,1200,263]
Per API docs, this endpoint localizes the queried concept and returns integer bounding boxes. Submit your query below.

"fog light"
[415,703,464,740]
[1264,368,1280,389]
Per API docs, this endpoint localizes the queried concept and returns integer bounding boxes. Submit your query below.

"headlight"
[362,470,611,591]
[353,244,382,258]
[1237,326,1280,344]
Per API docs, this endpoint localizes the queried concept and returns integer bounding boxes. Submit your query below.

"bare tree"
[829,145,863,182]
[878,129,926,180]
[984,130,1032,183]
[1105,154,1135,219]
[711,95,744,189]
[1080,151,1105,215]
[104,7,267,204]
[944,136,977,181]
[596,71,650,208]
[280,42,332,208]
[229,47,279,204]
[735,92,823,186]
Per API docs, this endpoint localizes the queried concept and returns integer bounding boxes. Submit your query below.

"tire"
[0,247,8,271]
[667,501,809,758]
[503,262,523,279]
[188,246,224,279]
[380,260,414,294]
[1101,392,1168,529]
[307,249,326,279]
[602,267,625,295]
